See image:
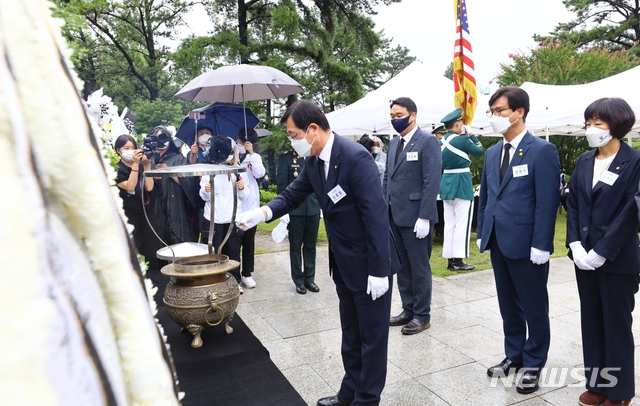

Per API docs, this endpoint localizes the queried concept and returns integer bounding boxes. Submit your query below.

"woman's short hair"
[114,134,137,152]
[238,127,259,144]
[584,97,636,139]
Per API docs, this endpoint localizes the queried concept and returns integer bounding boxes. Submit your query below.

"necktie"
[318,158,326,189]
[500,143,512,183]
[395,137,405,167]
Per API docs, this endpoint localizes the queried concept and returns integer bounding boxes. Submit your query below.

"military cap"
[433,125,447,135]
[441,108,464,127]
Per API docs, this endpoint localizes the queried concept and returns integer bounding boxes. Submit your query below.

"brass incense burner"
[145,164,246,348]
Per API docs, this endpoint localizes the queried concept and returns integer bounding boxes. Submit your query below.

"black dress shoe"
[317,395,352,406]
[305,282,320,293]
[447,258,454,270]
[296,284,307,294]
[389,310,413,326]
[516,369,540,394]
[451,258,474,271]
[401,318,431,335]
[486,357,523,377]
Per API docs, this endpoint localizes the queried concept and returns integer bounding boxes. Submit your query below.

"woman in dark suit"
[566,98,640,406]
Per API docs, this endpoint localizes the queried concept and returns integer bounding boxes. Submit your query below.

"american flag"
[453,0,478,124]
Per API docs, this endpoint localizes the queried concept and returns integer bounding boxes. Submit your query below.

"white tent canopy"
[326,61,468,137]
[327,61,640,139]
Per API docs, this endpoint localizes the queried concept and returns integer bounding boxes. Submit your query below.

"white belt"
[443,168,471,174]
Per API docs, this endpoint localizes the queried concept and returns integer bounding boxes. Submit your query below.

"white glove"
[530,247,550,265]
[585,249,606,269]
[569,241,595,271]
[477,239,489,252]
[461,124,472,135]
[413,218,430,239]
[236,207,266,231]
[280,213,290,225]
[366,275,389,300]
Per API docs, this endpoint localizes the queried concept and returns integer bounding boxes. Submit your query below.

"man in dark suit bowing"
[236,100,399,406]
[477,86,560,394]
[384,97,442,335]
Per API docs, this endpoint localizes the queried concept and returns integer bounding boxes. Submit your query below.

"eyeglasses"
[287,127,308,141]
[486,108,512,118]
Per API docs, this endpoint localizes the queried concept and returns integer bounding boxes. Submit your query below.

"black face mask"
[391,115,412,133]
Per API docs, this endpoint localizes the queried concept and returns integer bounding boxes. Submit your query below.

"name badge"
[599,170,619,186]
[406,151,418,161]
[328,185,347,204]
[512,164,529,178]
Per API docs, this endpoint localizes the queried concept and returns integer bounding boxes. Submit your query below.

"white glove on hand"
[413,218,430,239]
[236,207,266,231]
[280,213,290,225]
[569,241,595,271]
[477,239,489,252]
[461,124,472,135]
[585,249,606,269]
[366,275,389,300]
[530,247,550,265]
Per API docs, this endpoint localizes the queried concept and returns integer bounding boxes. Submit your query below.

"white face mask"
[584,126,612,148]
[198,135,211,145]
[121,150,135,162]
[372,146,381,154]
[237,143,246,154]
[290,129,315,157]
[490,111,518,134]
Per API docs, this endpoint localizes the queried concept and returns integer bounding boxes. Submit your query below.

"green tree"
[495,40,640,175]
[52,0,196,106]
[443,62,453,80]
[535,0,640,55]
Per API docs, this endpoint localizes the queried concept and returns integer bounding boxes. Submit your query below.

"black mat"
[151,273,307,406]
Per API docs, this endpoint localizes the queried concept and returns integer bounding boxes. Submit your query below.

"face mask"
[121,150,134,162]
[584,127,612,148]
[391,115,412,134]
[237,143,246,154]
[372,146,381,154]
[198,135,211,145]
[489,111,518,134]
[289,129,315,157]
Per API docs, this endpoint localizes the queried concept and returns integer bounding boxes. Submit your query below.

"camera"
[142,128,171,159]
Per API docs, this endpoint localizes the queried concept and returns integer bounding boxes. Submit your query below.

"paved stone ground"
[237,233,640,405]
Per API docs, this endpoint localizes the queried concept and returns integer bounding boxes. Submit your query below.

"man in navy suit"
[236,100,399,406]
[477,87,560,394]
[384,97,442,335]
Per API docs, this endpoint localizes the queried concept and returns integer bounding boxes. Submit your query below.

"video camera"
[206,135,234,164]
[142,127,172,159]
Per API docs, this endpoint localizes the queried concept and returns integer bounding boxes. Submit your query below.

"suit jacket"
[383,128,442,227]
[276,150,320,217]
[569,142,640,274]
[267,134,400,291]
[477,132,560,258]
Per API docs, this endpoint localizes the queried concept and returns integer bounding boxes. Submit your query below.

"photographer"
[199,135,249,289]
[149,125,201,244]
[114,134,162,273]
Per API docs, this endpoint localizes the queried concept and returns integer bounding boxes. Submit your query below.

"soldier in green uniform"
[439,108,484,270]
[277,150,321,294]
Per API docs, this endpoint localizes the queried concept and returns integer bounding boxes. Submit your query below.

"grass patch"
[257,210,569,277]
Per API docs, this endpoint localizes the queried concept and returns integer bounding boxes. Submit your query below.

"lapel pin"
[518,149,523,156]
[616,166,620,170]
